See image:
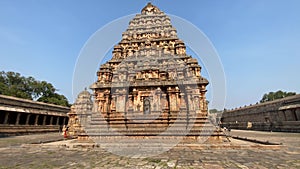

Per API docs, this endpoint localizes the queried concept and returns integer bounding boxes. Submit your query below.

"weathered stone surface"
[0,94,69,135]
[0,130,300,168]
[86,3,220,141]
[222,94,300,132]
[68,89,93,137]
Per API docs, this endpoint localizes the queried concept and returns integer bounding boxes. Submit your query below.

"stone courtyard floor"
[0,130,299,169]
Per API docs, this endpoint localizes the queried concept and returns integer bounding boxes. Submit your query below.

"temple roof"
[77,89,92,100]
[71,89,93,114]
[93,2,209,88]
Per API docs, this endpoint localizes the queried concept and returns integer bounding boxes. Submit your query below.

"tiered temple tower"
[87,3,220,141]
[68,89,92,137]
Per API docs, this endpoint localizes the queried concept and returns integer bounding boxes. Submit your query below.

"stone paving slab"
[0,144,299,169]
[0,130,299,168]
[0,132,64,148]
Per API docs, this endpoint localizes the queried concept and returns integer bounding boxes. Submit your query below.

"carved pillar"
[35,115,39,125]
[200,85,207,116]
[43,116,47,125]
[105,94,111,113]
[175,87,180,111]
[187,93,193,111]
[63,117,66,125]
[56,117,60,125]
[167,87,176,112]
[180,93,187,109]
[161,93,169,110]
[103,95,107,113]
[111,95,116,111]
[50,116,53,125]
[133,88,138,111]
[25,114,31,125]
[156,88,161,111]
[3,112,9,124]
[100,100,105,113]
[15,113,21,125]
[296,108,300,121]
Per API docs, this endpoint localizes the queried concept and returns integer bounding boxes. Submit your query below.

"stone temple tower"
[87,3,219,142]
[68,89,92,137]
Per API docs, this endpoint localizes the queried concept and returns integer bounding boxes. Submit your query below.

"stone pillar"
[167,87,175,112]
[180,93,187,109]
[162,94,168,110]
[278,111,286,121]
[43,116,47,125]
[285,110,295,121]
[35,115,39,125]
[63,117,66,125]
[103,94,109,113]
[50,116,53,125]
[106,94,111,116]
[128,95,133,111]
[187,93,193,111]
[56,117,60,125]
[25,114,31,125]
[15,113,21,125]
[133,89,138,111]
[156,88,161,111]
[3,112,9,124]
[175,92,180,111]
[296,108,300,121]
[200,85,207,116]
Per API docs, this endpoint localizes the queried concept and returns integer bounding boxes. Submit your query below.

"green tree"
[209,109,219,113]
[260,90,296,103]
[0,71,70,107]
[38,93,69,107]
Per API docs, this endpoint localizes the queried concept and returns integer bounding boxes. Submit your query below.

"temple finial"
[141,1,161,14]
[147,0,154,4]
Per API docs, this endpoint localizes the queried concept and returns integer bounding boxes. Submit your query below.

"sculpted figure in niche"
[170,30,176,37]
[114,52,121,59]
[143,98,151,114]
[163,46,169,54]
[152,71,157,78]
[165,32,170,37]
[137,34,141,39]
[194,96,200,110]
[120,73,126,81]
[137,104,141,112]
[166,72,171,80]
[100,74,105,82]
[128,49,133,56]
[111,97,116,109]
[175,48,180,55]
[169,41,175,48]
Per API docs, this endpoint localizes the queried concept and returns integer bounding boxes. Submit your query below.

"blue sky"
[0,0,299,109]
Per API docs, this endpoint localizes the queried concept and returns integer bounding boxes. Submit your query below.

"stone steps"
[80,112,225,142]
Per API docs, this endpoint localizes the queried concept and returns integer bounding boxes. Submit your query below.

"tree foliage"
[0,71,70,107]
[209,109,219,114]
[260,90,296,103]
